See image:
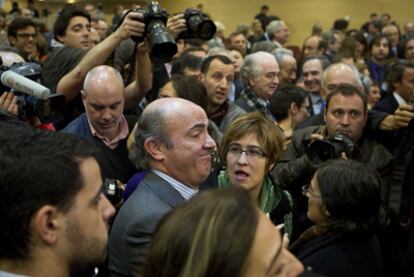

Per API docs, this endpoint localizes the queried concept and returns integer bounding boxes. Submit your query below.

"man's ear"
[144,137,166,162]
[32,205,62,245]
[200,73,205,82]
[290,102,298,115]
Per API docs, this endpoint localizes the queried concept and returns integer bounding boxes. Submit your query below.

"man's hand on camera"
[167,13,187,39]
[0,92,18,116]
[310,133,324,143]
[115,11,146,41]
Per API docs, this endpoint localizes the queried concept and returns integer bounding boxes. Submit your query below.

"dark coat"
[292,232,384,277]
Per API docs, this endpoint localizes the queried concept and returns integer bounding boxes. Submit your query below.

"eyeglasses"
[16,33,37,39]
[302,184,321,198]
[227,144,267,159]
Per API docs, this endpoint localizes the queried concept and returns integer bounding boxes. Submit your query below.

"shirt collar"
[393,92,408,106]
[152,169,199,200]
[88,114,129,149]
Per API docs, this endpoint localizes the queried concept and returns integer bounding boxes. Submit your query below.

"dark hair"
[316,160,381,233]
[167,75,208,112]
[368,34,391,52]
[171,54,203,76]
[182,46,207,56]
[333,19,349,31]
[386,60,414,92]
[0,123,98,259]
[397,36,414,59]
[269,84,307,121]
[352,31,368,57]
[142,188,259,277]
[303,55,330,70]
[7,18,36,37]
[325,83,367,112]
[201,55,233,74]
[53,6,90,41]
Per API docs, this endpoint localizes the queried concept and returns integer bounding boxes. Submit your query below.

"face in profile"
[243,211,304,276]
[303,172,328,225]
[160,103,216,187]
[63,157,115,269]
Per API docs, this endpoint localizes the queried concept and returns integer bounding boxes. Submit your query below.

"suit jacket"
[108,171,186,277]
[373,94,399,114]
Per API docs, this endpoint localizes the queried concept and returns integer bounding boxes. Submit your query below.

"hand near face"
[309,133,324,143]
[114,11,146,41]
[167,13,187,39]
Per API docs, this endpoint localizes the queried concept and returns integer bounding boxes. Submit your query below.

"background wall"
[2,0,414,46]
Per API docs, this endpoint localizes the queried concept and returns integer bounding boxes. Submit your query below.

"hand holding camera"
[167,13,187,39]
[0,91,18,116]
[306,133,354,164]
[114,10,146,41]
[393,104,414,128]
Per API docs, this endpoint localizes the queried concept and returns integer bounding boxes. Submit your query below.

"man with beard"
[0,123,115,277]
[201,55,246,132]
[366,34,391,87]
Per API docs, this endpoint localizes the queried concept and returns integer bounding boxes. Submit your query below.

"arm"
[57,11,146,102]
[124,42,153,111]
[378,104,414,131]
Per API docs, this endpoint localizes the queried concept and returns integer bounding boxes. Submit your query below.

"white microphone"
[1,70,51,100]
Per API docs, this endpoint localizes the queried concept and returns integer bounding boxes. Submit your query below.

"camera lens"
[187,15,216,40]
[147,21,178,63]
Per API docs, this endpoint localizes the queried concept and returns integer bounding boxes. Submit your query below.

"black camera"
[0,62,64,123]
[177,8,216,40]
[103,179,123,206]
[131,1,177,63]
[305,134,355,164]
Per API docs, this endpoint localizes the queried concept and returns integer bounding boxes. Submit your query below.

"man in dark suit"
[108,98,217,276]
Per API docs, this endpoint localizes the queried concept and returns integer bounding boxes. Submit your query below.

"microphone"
[1,70,51,100]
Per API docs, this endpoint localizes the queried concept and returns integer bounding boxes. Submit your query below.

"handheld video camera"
[0,62,65,123]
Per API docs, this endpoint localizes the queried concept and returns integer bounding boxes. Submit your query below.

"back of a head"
[142,188,258,277]
[169,74,208,112]
[316,160,381,233]
[269,84,306,121]
[0,124,97,259]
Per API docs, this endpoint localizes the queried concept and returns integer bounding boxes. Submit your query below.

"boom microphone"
[1,70,51,100]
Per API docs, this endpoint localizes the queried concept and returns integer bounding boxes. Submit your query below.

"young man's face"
[8,25,37,57]
[58,16,91,49]
[63,157,115,269]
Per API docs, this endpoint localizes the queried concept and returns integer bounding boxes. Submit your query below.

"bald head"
[135,98,215,187]
[83,65,124,96]
[322,63,362,98]
[82,66,125,140]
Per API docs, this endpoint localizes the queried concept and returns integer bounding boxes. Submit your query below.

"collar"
[88,114,129,149]
[151,169,198,200]
[393,92,408,106]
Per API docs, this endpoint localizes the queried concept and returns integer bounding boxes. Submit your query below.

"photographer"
[272,83,393,239]
[43,5,151,129]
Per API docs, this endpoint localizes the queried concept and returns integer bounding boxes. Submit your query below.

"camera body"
[177,8,216,40]
[131,1,177,63]
[0,62,65,123]
[305,134,355,164]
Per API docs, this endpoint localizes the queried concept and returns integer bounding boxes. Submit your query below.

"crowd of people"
[1,2,414,277]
